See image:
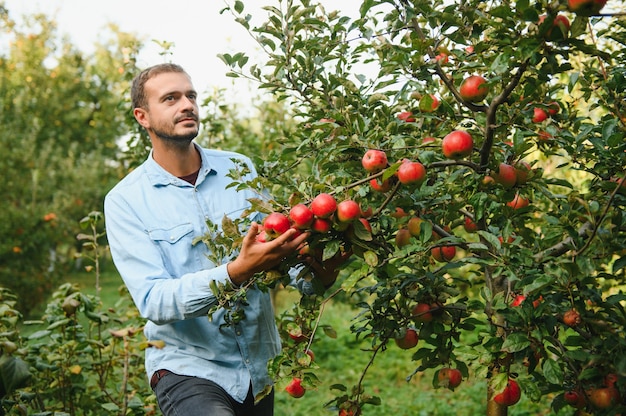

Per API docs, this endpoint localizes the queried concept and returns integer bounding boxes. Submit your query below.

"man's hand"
[227,222,309,286]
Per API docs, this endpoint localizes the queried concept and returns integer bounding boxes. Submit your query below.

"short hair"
[131,63,188,110]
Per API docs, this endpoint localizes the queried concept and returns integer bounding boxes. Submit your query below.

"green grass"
[28,264,565,415]
[272,289,561,416]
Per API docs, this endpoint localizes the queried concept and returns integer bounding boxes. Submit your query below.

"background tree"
[0,4,140,314]
[216,0,626,414]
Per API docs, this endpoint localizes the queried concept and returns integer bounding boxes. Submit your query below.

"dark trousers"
[153,372,274,416]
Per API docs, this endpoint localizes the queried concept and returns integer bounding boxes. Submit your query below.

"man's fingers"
[272,229,309,248]
[243,222,260,245]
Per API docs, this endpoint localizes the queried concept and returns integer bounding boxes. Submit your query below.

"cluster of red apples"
[261,193,369,241]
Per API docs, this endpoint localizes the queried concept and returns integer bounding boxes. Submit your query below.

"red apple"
[337,200,361,223]
[362,149,388,173]
[395,228,412,248]
[442,130,474,159]
[263,212,291,239]
[289,204,314,229]
[588,386,620,409]
[539,14,570,41]
[547,101,560,116]
[394,328,419,349]
[494,379,521,406]
[438,368,463,389]
[507,193,529,210]
[563,308,581,327]
[514,160,531,185]
[463,216,478,232]
[511,294,526,307]
[568,0,607,15]
[396,160,427,185]
[397,111,416,122]
[431,245,456,262]
[311,193,337,218]
[288,325,307,343]
[285,377,306,398]
[532,107,548,123]
[459,75,488,102]
[564,389,586,408]
[305,349,315,362]
[369,177,392,192]
[391,207,408,218]
[407,216,423,237]
[412,303,433,323]
[422,136,436,144]
[434,52,449,65]
[419,94,440,112]
[493,163,517,189]
[311,218,332,233]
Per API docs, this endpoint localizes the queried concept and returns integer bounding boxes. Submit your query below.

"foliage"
[0,5,141,314]
[0,212,157,416]
[213,0,626,414]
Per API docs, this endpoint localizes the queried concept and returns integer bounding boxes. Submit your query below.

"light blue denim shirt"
[104,144,290,403]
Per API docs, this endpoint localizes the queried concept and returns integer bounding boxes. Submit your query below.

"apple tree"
[212,0,626,414]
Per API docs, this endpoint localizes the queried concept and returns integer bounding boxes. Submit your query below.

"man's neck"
[151,140,201,178]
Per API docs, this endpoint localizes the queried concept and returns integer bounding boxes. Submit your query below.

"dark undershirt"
[178,169,200,185]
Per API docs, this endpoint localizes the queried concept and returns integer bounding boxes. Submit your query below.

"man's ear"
[134,108,149,129]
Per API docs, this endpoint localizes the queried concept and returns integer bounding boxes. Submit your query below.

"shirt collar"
[144,143,216,187]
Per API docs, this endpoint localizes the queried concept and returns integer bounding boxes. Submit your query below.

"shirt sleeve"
[104,191,231,325]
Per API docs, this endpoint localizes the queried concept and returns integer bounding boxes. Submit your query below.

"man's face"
[135,72,200,146]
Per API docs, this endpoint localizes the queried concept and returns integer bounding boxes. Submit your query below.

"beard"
[151,113,199,150]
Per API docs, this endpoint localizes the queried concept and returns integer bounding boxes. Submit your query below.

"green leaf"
[101,403,120,411]
[363,250,378,267]
[0,355,31,396]
[352,219,373,241]
[322,240,340,261]
[521,275,554,294]
[221,215,240,238]
[501,332,531,353]
[28,330,51,340]
[322,324,337,338]
[47,318,71,330]
[234,0,244,14]
[477,231,501,249]
[542,358,563,385]
[602,118,618,142]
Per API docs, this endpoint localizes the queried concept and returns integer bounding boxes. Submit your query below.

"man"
[104,63,341,416]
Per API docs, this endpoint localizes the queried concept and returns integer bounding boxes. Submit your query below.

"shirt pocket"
[148,223,194,244]
[148,223,196,275]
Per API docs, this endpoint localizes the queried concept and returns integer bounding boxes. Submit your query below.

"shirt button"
[246,359,250,364]
[170,236,175,241]
[236,331,241,336]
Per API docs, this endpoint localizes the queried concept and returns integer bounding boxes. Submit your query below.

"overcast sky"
[3,0,361,98]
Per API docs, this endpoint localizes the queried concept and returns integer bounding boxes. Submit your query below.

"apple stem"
[372,180,402,218]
